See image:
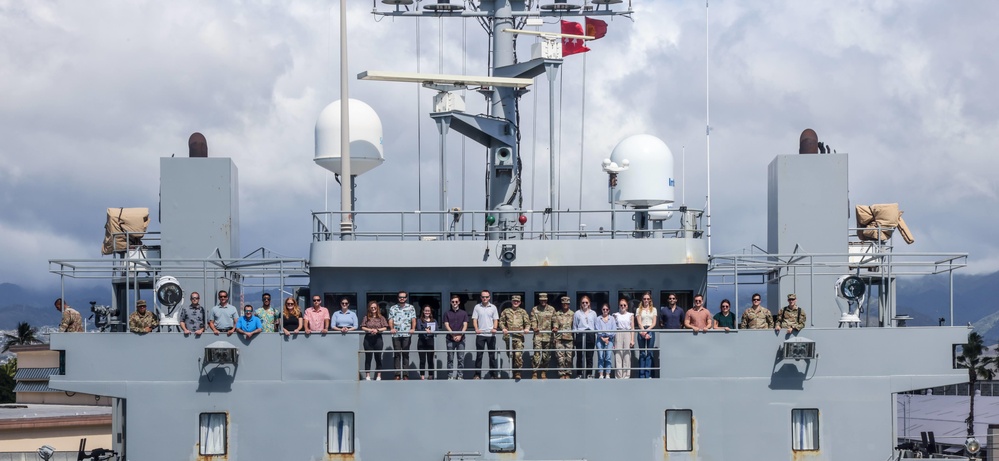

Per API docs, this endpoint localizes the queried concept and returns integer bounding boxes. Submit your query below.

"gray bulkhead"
[48,326,967,461]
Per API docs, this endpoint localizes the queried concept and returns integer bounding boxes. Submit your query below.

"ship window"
[618,290,648,312]
[791,409,819,451]
[489,410,516,453]
[493,292,525,312]
[367,292,442,321]
[449,291,479,316]
[659,291,694,311]
[532,291,566,311]
[665,410,692,451]
[576,291,609,312]
[327,412,355,454]
[199,412,227,456]
[326,293,358,313]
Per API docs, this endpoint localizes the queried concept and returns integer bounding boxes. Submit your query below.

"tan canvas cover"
[897,215,915,244]
[101,208,150,255]
[855,203,913,244]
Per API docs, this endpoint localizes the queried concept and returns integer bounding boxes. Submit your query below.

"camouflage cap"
[560,296,571,303]
[511,295,522,301]
[787,293,797,300]
[538,293,548,300]
[137,300,147,307]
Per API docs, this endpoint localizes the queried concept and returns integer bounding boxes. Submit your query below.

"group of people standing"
[89,288,806,381]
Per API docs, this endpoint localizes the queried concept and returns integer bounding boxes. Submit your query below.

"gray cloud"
[1,1,996,288]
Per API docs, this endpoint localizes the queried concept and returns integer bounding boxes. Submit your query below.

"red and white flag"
[561,20,590,57]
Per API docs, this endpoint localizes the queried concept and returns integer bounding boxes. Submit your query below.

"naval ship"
[45,1,973,460]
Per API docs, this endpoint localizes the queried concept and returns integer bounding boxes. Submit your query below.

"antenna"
[704,0,712,256]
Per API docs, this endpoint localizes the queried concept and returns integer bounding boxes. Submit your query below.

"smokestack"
[188,132,208,158]
[799,129,818,154]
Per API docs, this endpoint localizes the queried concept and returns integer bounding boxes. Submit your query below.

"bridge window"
[532,291,566,311]
[199,412,227,455]
[791,409,819,451]
[327,412,355,454]
[618,290,649,311]
[665,409,692,451]
[489,410,516,453]
[325,292,357,312]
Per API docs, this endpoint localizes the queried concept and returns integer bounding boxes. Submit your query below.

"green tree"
[955,331,995,437]
[2,322,42,352]
[0,358,16,403]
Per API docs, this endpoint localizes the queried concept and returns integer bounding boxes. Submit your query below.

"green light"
[486,215,496,225]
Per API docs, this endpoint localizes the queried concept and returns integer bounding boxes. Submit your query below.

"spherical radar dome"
[609,134,675,207]
[315,99,385,176]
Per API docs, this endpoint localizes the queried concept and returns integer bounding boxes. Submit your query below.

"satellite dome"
[609,134,675,207]
[315,99,384,176]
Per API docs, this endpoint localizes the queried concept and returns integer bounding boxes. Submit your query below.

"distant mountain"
[0,283,112,330]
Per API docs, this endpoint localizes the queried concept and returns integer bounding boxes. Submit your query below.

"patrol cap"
[137,300,147,307]
[538,293,548,300]
[512,295,522,302]
[560,296,571,303]
[787,294,797,300]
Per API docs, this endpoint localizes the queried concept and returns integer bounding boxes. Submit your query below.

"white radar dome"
[609,134,675,207]
[315,98,384,176]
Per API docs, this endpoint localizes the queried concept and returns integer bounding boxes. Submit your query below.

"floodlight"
[500,245,517,263]
[966,437,981,456]
[37,445,55,461]
[204,341,239,365]
[782,337,816,360]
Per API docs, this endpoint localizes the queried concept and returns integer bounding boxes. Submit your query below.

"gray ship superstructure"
[45,2,972,460]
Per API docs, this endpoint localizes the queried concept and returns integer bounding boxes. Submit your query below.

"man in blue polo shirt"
[236,304,263,339]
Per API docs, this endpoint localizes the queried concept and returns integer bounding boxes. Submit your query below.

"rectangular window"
[665,410,692,451]
[199,412,227,456]
[791,409,819,451]
[489,411,516,453]
[327,412,355,454]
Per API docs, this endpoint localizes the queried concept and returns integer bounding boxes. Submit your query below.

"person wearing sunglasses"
[332,297,358,334]
[209,290,238,336]
[304,296,330,335]
[235,304,263,339]
[179,292,206,336]
[388,291,416,380]
[443,295,469,379]
[472,290,500,379]
[739,293,774,329]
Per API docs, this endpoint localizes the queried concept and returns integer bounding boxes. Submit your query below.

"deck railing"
[312,208,705,242]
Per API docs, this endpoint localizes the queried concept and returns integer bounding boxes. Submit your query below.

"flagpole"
[338,0,352,240]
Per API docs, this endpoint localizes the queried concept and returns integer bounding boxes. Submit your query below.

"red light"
[518,215,528,224]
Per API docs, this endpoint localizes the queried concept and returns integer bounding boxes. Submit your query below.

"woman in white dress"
[612,298,635,379]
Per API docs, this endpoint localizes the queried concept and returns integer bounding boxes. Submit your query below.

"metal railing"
[312,208,705,242]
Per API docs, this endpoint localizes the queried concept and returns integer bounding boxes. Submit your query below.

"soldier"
[552,296,575,379]
[529,293,556,379]
[739,293,774,329]
[500,295,531,380]
[54,298,83,332]
[128,300,159,333]
[776,294,807,334]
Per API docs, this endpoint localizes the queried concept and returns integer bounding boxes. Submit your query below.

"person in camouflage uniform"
[739,293,774,329]
[54,298,83,332]
[500,295,531,380]
[530,293,556,379]
[129,300,159,333]
[775,293,806,334]
[552,296,575,379]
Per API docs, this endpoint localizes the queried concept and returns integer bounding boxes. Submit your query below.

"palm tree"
[955,331,995,437]
[1,322,42,353]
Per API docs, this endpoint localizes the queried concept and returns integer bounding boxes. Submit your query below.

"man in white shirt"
[472,290,499,379]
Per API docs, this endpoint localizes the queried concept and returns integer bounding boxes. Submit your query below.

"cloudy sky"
[1,0,997,289]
